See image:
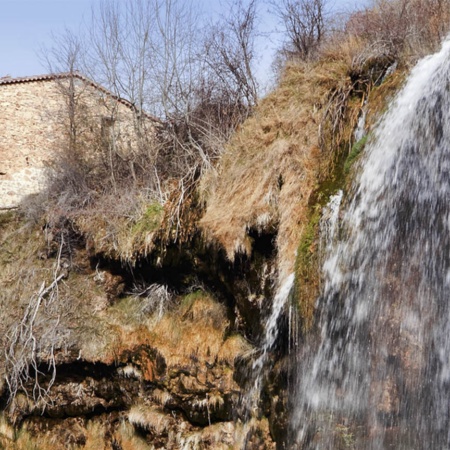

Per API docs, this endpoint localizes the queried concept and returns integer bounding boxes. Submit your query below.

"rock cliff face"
[0,206,285,449]
[0,56,400,449]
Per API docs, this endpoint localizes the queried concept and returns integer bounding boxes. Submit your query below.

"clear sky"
[1,0,96,77]
[0,0,368,80]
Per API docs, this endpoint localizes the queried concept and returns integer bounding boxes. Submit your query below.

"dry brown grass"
[1,417,153,450]
[101,290,252,372]
[200,59,354,278]
[115,421,153,450]
[178,421,237,449]
[0,414,15,442]
[128,404,173,434]
[148,292,242,367]
[149,297,226,365]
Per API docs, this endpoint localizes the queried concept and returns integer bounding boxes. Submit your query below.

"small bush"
[345,0,450,63]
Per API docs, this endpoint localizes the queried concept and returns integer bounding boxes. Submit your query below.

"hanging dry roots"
[4,239,66,412]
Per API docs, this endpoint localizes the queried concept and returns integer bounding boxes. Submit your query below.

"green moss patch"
[132,202,164,235]
[344,134,368,174]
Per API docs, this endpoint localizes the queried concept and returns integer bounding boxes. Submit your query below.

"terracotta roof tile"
[0,72,161,123]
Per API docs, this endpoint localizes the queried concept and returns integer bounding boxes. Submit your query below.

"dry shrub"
[317,0,450,92]
[344,0,450,63]
[0,212,123,409]
[71,192,164,262]
[40,128,209,264]
[34,129,172,263]
[32,93,181,263]
[35,69,246,264]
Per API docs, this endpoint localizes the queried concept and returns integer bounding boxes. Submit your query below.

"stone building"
[0,73,158,209]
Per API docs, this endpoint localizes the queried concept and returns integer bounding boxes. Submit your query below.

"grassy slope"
[200,60,354,280]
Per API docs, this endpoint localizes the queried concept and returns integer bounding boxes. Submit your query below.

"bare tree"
[347,0,450,59]
[87,0,151,116]
[204,0,259,110]
[272,0,328,60]
[85,0,202,120]
[42,29,88,151]
[42,0,264,240]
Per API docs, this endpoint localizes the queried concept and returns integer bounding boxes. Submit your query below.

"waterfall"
[291,36,450,449]
[250,272,295,393]
[237,273,294,447]
[245,273,294,412]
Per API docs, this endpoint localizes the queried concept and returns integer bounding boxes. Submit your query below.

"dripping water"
[319,190,343,257]
[246,273,294,413]
[238,273,294,446]
[354,107,367,143]
[290,36,450,449]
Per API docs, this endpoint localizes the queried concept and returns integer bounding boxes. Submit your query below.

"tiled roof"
[0,73,67,85]
[0,72,161,123]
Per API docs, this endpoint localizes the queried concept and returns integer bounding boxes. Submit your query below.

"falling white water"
[353,107,367,142]
[287,192,343,361]
[254,273,295,369]
[291,36,450,449]
[242,273,294,420]
[319,190,343,255]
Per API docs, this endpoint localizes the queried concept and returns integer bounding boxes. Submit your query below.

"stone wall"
[0,75,155,209]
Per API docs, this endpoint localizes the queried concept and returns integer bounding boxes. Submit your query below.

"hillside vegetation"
[1,0,450,448]
[202,0,449,327]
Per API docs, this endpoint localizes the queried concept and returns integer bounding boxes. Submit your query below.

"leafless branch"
[271,0,328,61]
[5,239,67,411]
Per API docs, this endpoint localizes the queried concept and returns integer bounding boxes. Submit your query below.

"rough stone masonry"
[0,73,155,209]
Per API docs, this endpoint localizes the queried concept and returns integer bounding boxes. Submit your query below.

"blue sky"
[0,0,368,80]
[0,0,95,77]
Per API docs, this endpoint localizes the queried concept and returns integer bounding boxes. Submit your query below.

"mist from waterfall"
[290,36,450,449]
